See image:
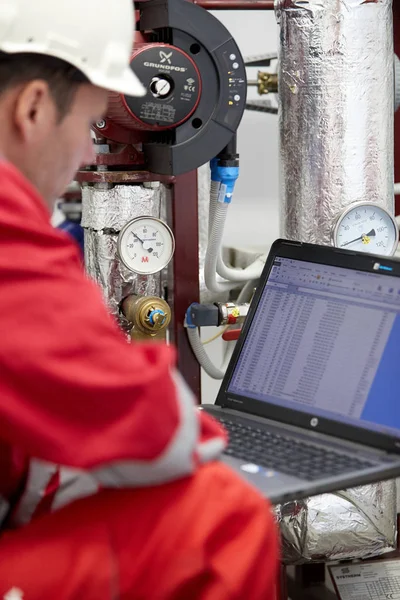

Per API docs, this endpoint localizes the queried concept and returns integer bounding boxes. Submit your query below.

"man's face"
[35,84,109,206]
[0,82,109,208]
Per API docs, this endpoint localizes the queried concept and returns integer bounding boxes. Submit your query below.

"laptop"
[203,239,400,504]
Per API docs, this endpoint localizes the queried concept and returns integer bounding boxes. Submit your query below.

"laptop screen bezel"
[216,239,400,455]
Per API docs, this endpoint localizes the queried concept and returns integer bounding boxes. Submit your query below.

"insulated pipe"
[395,55,400,113]
[81,184,163,326]
[394,2,400,214]
[277,0,394,245]
[194,0,274,8]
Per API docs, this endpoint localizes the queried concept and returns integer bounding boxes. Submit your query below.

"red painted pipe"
[193,0,274,9]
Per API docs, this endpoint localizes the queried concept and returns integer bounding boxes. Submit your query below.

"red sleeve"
[0,164,226,487]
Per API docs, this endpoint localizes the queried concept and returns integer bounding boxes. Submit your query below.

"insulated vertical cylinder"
[276,0,394,244]
[81,184,169,329]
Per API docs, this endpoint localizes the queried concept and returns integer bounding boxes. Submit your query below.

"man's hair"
[0,52,89,120]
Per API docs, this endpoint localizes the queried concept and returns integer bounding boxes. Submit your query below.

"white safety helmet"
[0,0,146,96]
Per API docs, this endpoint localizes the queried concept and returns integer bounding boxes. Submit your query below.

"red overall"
[0,161,279,599]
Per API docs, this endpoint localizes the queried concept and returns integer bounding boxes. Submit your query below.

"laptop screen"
[227,257,400,439]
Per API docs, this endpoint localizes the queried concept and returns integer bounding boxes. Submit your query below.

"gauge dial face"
[333,203,399,256]
[117,217,175,275]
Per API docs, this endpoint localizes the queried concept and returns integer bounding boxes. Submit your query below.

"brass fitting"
[121,294,171,342]
[248,71,278,95]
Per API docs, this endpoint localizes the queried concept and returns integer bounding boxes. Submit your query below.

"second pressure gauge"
[118,216,175,274]
[332,202,399,256]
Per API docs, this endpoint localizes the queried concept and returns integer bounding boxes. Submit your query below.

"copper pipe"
[193,0,274,9]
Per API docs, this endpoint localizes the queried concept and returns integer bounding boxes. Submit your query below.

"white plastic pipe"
[204,197,242,293]
[209,179,219,237]
[187,327,226,379]
[394,183,400,195]
[204,184,265,292]
[216,203,266,282]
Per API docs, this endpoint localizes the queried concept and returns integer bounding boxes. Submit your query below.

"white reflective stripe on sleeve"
[92,370,199,487]
[12,460,58,526]
[51,467,99,511]
[196,437,226,464]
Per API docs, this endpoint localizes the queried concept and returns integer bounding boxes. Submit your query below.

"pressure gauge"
[117,216,175,274]
[332,202,399,256]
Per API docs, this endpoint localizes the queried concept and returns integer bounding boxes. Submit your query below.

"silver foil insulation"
[276,0,394,244]
[275,0,396,562]
[277,480,397,564]
[81,184,169,326]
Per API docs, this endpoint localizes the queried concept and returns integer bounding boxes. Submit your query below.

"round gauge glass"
[332,202,398,256]
[117,216,175,274]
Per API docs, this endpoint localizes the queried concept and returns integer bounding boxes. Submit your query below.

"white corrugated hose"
[187,280,256,380]
[204,182,265,293]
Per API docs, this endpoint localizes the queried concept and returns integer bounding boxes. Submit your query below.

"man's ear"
[13,80,57,142]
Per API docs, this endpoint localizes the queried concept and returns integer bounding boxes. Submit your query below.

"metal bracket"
[245,52,278,68]
[245,99,278,114]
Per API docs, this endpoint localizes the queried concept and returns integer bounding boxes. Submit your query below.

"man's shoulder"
[0,161,50,226]
[0,161,82,275]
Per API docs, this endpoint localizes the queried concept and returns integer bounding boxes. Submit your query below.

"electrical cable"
[202,326,229,345]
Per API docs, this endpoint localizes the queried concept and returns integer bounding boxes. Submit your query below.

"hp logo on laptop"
[310,418,319,428]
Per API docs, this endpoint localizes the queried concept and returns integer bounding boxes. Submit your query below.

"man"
[0,0,279,597]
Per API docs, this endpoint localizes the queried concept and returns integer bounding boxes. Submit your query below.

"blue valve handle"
[148,309,166,326]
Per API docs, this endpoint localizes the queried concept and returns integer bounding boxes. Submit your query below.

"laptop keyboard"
[218,417,375,481]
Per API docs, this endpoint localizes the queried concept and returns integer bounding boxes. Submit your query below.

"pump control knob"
[150,76,172,99]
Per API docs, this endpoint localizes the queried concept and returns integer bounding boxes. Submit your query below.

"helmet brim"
[89,66,147,98]
[0,42,148,98]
